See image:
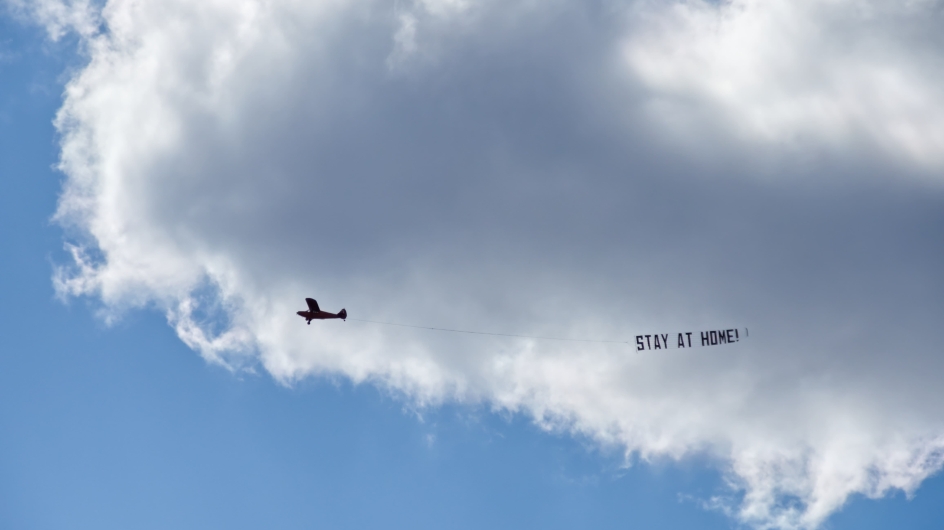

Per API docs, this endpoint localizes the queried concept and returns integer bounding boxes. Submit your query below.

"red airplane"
[297,298,347,325]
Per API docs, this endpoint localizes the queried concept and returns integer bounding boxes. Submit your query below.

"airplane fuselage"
[297,309,347,324]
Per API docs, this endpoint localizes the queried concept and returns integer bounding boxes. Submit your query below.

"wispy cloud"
[5,0,101,40]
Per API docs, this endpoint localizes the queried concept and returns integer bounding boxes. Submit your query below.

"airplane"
[297,298,347,325]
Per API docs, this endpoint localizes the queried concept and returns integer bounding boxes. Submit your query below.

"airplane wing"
[306,298,320,312]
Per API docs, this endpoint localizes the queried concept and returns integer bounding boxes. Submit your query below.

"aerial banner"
[635,328,748,351]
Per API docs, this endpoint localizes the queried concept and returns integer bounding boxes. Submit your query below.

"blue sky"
[3,2,944,529]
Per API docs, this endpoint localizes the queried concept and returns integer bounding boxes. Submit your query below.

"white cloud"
[44,0,944,528]
[624,0,944,166]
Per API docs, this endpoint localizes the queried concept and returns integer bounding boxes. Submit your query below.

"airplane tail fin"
[339,308,347,320]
